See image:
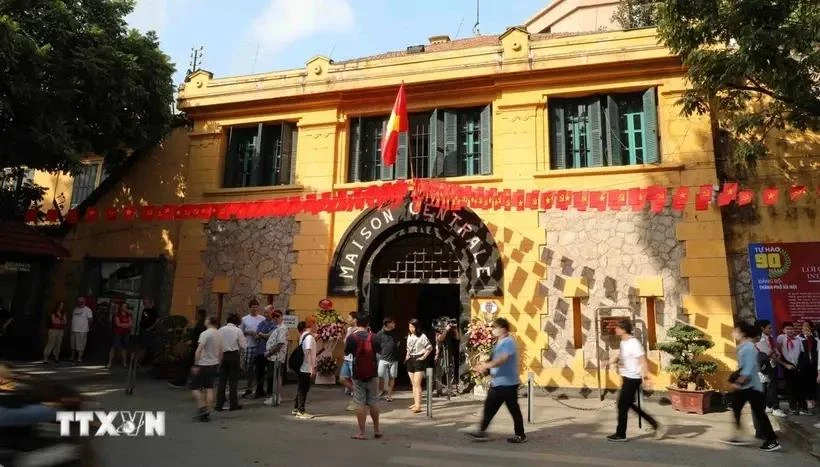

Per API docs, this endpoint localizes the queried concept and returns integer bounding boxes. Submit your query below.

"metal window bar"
[409,115,430,178]
[458,110,481,176]
[373,240,460,282]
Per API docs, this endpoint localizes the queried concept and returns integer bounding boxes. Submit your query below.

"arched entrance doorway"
[328,200,504,386]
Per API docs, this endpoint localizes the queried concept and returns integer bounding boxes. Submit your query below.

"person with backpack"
[289,321,316,419]
[344,314,383,440]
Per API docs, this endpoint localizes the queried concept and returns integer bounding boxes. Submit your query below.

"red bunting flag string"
[23,179,820,226]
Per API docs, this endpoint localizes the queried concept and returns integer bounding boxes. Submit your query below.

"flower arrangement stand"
[315,372,337,385]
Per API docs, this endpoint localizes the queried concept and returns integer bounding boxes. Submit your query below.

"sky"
[125,0,551,86]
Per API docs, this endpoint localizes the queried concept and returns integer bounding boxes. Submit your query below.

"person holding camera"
[435,317,460,397]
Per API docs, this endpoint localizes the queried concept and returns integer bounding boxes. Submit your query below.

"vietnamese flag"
[607,190,626,210]
[540,191,555,209]
[698,184,713,201]
[380,83,408,167]
[66,209,79,224]
[763,187,779,206]
[84,207,99,222]
[737,189,754,206]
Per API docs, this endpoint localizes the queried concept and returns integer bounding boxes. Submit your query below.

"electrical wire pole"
[473,0,480,36]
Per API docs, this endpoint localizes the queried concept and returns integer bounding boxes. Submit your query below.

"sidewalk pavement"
[8,361,820,466]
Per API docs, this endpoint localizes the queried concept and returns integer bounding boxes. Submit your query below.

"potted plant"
[658,323,719,414]
[315,355,339,385]
[152,315,191,380]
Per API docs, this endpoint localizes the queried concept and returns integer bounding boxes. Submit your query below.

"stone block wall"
[539,209,688,369]
[727,250,756,323]
[199,217,298,316]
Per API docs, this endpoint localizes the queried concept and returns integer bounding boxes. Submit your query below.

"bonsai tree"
[658,324,719,390]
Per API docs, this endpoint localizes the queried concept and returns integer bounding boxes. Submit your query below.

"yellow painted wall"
[175,28,736,390]
[48,127,190,305]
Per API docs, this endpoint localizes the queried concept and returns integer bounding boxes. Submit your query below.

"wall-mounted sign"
[328,201,503,297]
[483,302,499,315]
[600,316,623,336]
[318,298,333,310]
[3,262,31,272]
[749,242,820,329]
[283,315,298,329]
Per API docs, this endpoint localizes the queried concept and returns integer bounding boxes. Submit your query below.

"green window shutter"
[643,88,659,164]
[549,103,567,170]
[588,99,604,168]
[429,110,443,177]
[479,104,493,175]
[395,132,409,179]
[605,96,622,166]
[223,127,237,187]
[348,118,362,182]
[278,122,294,185]
[380,120,394,180]
[250,124,264,186]
[443,111,459,177]
[289,125,298,184]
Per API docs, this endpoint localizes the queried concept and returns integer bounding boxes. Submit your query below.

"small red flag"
[647,185,666,203]
[540,191,554,209]
[501,189,513,211]
[526,190,540,210]
[105,207,118,221]
[628,188,646,211]
[717,192,733,207]
[158,205,175,220]
[572,192,588,211]
[650,198,665,213]
[722,182,738,200]
[607,190,626,210]
[45,209,59,222]
[380,83,408,167]
[698,184,713,200]
[672,186,689,211]
[123,206,137,220]
[513,189,525,211]
[695,196,710,211]
[556,190,571,210]
[141,206,156,221]
[763,187,779,206]
[789,185,808,202]
[737,189,754,206]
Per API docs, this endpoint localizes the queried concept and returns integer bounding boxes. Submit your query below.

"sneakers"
[765,407,773,414]
[759,440,781,452]
[468,431,489,441]
[606,434,628,442]
[291,409,299,415]
[295,411,314,419]
[772,409,787,417]
[799,410,812,416]
[719,438,750,446]
[264,398,273,406]
[345,401,357,411]
[507,435,527,444]
[654,424,667,440]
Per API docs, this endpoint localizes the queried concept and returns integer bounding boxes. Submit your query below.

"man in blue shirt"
[722,322,780,452]
[254,306,277,398]
[469,317,526,444]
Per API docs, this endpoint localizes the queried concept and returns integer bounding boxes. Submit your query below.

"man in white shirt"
[606,318,664,442]
[294,320,316,419]
[191,316,223,422]
[240,298,265,398]
[216,313,245,411]
[776,321,807,415]
[70,298,93,362]
[264,310,287,406]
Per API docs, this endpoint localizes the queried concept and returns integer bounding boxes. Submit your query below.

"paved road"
[10,363,820,466]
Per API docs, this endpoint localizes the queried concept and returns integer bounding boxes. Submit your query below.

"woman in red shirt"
[108,303,133,368]
[42,301,66,363]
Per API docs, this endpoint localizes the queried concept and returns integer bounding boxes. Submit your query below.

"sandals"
[351,434,367,440]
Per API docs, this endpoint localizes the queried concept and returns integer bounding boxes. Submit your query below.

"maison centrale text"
[338,204,491,280]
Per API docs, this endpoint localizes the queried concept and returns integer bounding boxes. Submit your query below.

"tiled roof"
[0,222,69,257]
[334,32,588,65]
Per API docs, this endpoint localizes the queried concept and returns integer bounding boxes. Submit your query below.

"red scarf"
[787,336,796,351]
[805,335,814,353]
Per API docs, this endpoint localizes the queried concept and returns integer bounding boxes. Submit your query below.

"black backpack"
[288,334,306,372]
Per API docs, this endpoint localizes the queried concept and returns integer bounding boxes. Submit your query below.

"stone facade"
[200,218,298,316]
[538,209,687,369]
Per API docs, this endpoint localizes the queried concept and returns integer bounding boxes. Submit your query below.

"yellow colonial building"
[171,26,738,390]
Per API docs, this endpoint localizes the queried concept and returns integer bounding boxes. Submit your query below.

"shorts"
[190,364,219,390]
[112,333,129,349]
[340,360,352,380]
[378,360,398,379]
[353,378,379,407]
[406,358,426,374]
[70,332,88,351]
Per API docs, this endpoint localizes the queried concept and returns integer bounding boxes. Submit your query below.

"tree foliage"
[0,0,175,219]
[658,324,719,390]
[612,0,659,30]
[655,0,820,171]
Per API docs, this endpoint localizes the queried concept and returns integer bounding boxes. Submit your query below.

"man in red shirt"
[108,303,133,368]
